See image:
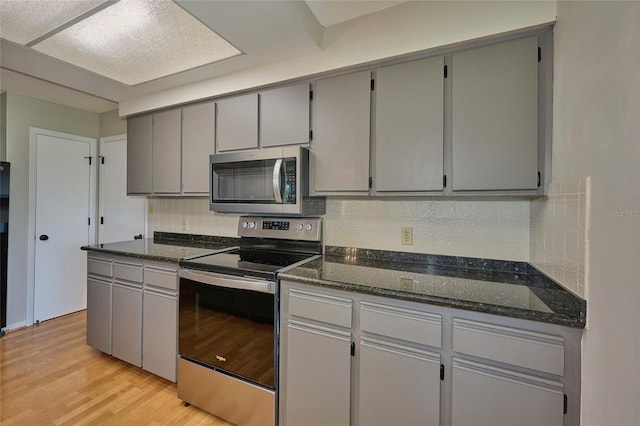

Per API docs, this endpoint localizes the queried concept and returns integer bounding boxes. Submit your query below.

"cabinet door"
[152,109,181,194]
[451,358,564,426]
[260,83,310,148]
[359,337,441,426]
[312,71,371,194]
[182,102,215,194]
[375,57,444,192]
[86,277,111,354]
[451,36,539,191]
[126,115,152,195]
[285,320,351,426]
[112,283,142,367]
[216,93,258,152]
[143,291,177,382]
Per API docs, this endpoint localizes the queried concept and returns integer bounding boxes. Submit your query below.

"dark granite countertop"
[81,233,239,263]
[278,247,586,329]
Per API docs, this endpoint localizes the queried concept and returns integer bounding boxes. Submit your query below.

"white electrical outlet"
[401,227,413,245]
[181,217,188,232]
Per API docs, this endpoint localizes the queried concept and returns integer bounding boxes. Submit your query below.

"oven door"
[178,269,276,389]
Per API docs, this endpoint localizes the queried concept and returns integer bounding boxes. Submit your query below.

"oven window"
[179,278,275,389]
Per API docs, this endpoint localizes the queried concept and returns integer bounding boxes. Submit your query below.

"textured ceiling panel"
[32,0,241,85]
[0,0,106,44]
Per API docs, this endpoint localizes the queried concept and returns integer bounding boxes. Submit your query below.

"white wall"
[119,1,556,116]
[149,198,531,261]
[553,2,640,424]
[5,93,99,328]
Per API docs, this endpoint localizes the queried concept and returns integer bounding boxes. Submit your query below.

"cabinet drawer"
[113,261,143,283]
[144,265,177,291]
[288,288,352,328]
[87,257,113,278]
[452,318,564,376]
[360,301,442,348]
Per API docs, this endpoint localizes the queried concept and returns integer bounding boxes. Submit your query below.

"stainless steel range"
[177,216,322,426]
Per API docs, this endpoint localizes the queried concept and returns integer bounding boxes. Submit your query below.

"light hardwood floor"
[0,310,233,425]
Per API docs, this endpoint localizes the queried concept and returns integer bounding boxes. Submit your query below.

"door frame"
[98,133,148,244]
[27,127,97,326]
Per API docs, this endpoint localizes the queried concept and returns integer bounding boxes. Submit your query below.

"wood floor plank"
[0,311,233,425]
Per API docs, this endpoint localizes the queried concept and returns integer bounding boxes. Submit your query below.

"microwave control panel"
[284,159,296,204]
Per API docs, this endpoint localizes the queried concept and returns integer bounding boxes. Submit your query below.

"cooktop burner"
[180,248,317,280]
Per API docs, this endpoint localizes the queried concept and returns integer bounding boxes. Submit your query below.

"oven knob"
[296,223,304,231]
[305,224,313,231]
[249,222,257,229]
[241,221,249,229]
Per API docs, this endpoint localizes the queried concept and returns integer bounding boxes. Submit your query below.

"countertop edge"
[82,245,181,263]
[278,271,586,329]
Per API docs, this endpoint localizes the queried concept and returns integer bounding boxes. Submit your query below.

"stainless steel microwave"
[210,146,325,216]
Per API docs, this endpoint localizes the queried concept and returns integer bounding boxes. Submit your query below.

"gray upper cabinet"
[374,57,444,192]
[260,84,310,148]
[152,109,182,195]
[216,93,258,152]
[127,115,152,195]
[311,71,371,194]
[451,36,539,191]
[182,102,215,194]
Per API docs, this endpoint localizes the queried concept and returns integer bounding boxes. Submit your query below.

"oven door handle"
[272,158,283,204]
[179,269,275,294]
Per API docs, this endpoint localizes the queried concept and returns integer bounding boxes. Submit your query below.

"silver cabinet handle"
[272,159,283,204]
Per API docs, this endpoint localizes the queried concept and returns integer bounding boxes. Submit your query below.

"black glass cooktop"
[180,248,316,280]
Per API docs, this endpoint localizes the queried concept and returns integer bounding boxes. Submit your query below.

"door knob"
[39,234,49,241]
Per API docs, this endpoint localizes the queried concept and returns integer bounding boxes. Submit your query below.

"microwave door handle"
[273,159,283,203]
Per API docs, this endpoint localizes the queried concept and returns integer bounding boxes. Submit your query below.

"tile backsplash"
[149,198,531,262]
[530,178,590,298]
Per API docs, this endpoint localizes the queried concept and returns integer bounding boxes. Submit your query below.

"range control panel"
[237,216,322,242]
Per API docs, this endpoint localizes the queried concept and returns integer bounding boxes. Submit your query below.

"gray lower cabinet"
[216,93,259,152]
[359,337,441,426]
[374,56,444,193]
[142,263,179,382]
[142,290,177,381]
[111,282,143,367]
[284,320,352,426]
[86,254,179,382]
[281,281,581,426]
[86,277,112,354]
[451,35,539,191]
[311,71,371,194]
[451,358,564,426]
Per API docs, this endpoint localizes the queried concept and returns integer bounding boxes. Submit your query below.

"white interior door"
[34,133,94,323]
[99,135,146,243]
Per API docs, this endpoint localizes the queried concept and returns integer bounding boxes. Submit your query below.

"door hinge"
[100,156,105,165]
[88,217,91,226]
[443,174,447,188]
[538,47,542,63]
[309,130,313,141]
[309,90,314,101]
[564,394,568,414]
[370,79,375,91]
[84,156,92,165]
[440,364,445,381]
[368,177,373,189]
[351,342,355,357]
[444,65,448,79]
[100,216,104,225]
[537,171,541,188]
